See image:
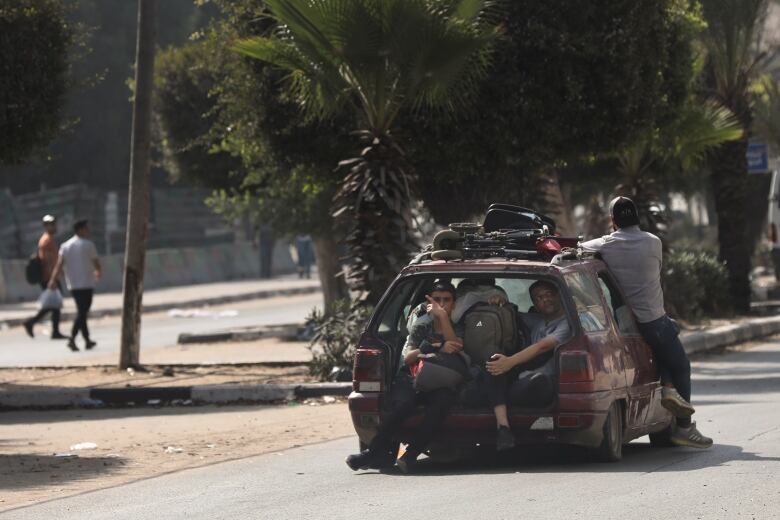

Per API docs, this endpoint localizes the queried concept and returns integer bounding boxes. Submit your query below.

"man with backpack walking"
[48,219,102,352]
[23,215,66,340]
[580,196,712,449]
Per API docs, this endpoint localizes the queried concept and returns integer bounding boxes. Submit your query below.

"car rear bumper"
[349,390,612,449]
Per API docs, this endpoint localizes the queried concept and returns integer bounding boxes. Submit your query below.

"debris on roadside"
[69,442,97,451]
[163,446,183,454]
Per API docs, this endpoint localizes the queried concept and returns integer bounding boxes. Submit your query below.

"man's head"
[429,280,456,316]
[609,196,640,229]
[42,214,57,235]
[529,280,563,318]
[73,219,90,238]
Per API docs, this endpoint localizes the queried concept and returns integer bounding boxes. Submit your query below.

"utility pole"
[119,0,156,369]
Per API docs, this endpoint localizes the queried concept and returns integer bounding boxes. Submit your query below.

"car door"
[563,269,627,393]
[596,270,657,432]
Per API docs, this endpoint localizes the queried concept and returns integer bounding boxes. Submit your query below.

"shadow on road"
[358,441,780,477]
[0,453,127,490]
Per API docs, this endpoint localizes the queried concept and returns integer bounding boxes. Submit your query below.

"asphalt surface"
[3,338,779,519]
[0,293,323,367]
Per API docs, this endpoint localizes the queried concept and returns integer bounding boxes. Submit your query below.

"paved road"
[3,339,779,519]
[0,293,322,367]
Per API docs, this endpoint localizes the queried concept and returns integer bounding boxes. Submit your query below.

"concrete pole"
[119,0,156,369]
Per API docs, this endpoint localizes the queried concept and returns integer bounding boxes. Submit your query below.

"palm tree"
[700,0,773,312]
[231,0,498,304]
[613,102,744,242]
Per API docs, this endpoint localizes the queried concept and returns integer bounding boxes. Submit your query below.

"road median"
[2,315,780,410]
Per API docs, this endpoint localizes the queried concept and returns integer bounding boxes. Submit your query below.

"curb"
[0,382,352,410]
[177,323,303,345]
[680,315,780,355]
[3,315,779,411]
[0,285,321,330]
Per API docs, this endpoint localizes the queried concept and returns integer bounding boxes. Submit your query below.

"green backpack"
[462,303,521,365]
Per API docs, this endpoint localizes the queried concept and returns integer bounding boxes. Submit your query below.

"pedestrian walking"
[295,234,314,279]
[23,215,67,340]
[48,219,102,352]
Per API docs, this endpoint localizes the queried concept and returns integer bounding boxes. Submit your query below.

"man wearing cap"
[580,196,712,449]
[23,215,66,340]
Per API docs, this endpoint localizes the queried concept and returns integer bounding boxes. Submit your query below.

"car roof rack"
[413,205,582,265]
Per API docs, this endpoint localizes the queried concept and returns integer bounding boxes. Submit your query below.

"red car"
[349,254,675,462]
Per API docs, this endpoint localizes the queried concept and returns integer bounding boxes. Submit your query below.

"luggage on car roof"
[483,204,557,234]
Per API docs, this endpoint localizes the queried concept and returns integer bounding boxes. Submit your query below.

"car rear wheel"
[593,401,623,462]
[649,424,676,447]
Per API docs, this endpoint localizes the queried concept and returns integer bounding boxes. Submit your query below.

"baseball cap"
[42,215,56,223]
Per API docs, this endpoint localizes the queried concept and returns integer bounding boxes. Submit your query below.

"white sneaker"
[661,387,695,418]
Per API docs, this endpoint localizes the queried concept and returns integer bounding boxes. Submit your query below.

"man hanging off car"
[580,196,712,449]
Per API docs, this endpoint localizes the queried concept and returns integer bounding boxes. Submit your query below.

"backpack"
[462,302,522,365]
[25,254,43,285]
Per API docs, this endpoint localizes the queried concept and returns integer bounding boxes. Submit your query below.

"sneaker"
[51,332,68,340]
[23,320,34,338]
[661,387,695,418]
[670,422,713,449]
[66,339,79,352]
[345,451,387,471]
[496,425,516,451]
[85,340,97,350]
[395,452,418,474]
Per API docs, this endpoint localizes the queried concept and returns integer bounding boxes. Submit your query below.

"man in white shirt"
[581,197,712,449]
[49,219,102,352]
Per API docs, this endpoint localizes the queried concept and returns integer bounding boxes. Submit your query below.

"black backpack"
[462,302,526,365]
[25,254,43,285]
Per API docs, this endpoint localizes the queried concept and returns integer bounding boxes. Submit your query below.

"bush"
[663,249,731,320]
[307,300,373,381]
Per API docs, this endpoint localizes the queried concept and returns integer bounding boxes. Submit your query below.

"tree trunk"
[119,0,156,369]
[541,169,576,235]
[709,138,751,313]
[312,234,349,315]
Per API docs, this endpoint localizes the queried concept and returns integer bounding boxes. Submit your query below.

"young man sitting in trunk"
[484,280,571,443]
[345,280,463,474]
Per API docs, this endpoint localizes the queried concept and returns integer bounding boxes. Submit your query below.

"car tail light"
[353,348,385,392]
[559,351,594,383]
[770,223,777,244]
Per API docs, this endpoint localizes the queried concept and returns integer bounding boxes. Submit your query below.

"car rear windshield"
[372,274,574,369]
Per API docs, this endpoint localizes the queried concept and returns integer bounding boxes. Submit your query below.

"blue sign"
[747,142,770,173]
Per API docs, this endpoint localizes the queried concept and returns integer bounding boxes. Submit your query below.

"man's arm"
[93,257,102,280]
[47,255,64,289]
[486,336,558,375]
[579,237,605,253]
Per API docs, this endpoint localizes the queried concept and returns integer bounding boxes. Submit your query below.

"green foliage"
[0,0,74,165]
[752,75,780,152]
[307,300,372,381]
[154,42,244,189]
[700,0,772,313]
[233,0,501,303]
[232,0,499,132]
[664,249,732,320]
[402,0,706,224]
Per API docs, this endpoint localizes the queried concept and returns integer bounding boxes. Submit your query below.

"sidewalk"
[0,275,321,328]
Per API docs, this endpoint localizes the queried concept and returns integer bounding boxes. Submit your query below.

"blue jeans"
[637,315,692,427]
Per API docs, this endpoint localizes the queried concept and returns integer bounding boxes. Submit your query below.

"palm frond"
[752,75,780,151]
